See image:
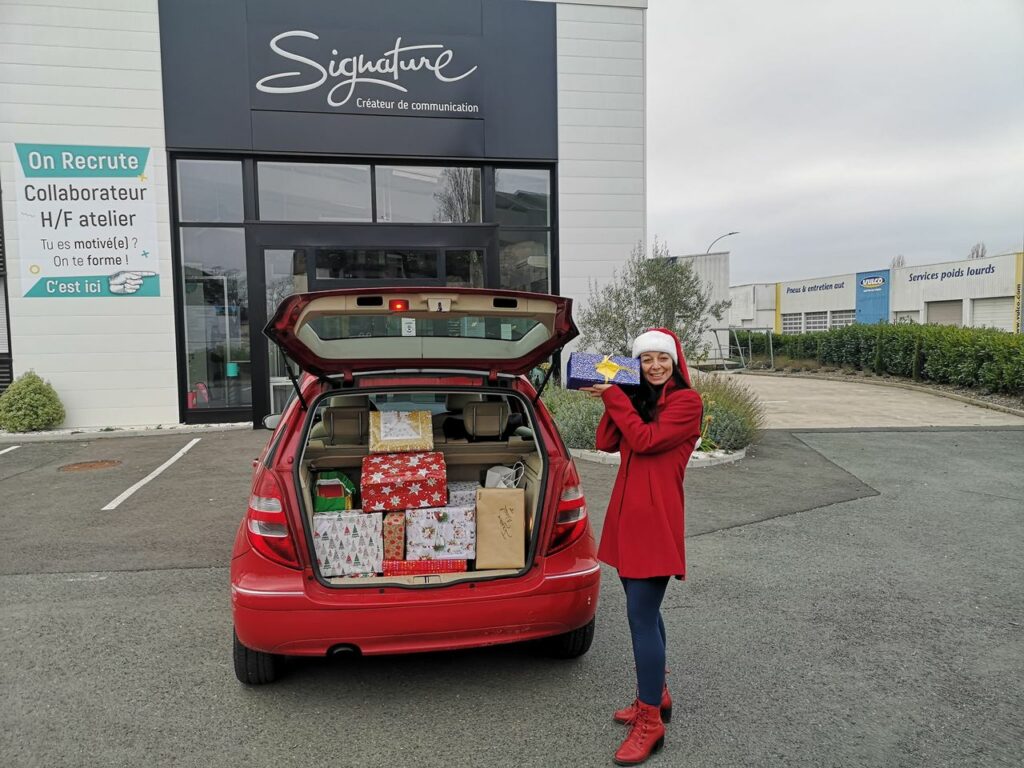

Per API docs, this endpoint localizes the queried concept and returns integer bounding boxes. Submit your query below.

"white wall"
[555,2,647,345]
[890,254,1017,327]
[0,0,177,428]
[778,273,856,314]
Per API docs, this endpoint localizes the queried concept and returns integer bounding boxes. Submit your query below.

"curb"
[736,370,1024,419]
[570,446,747,468]
[0,422,254,445]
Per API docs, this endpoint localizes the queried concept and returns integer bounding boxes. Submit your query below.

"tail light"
[548,460,590,554]
[245,469,301,569]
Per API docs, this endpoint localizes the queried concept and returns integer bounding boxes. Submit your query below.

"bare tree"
[890,254,906,268]
[433,168,481,223]
[968,242,987,260]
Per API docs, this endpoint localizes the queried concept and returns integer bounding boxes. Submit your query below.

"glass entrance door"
[249,224,497,421]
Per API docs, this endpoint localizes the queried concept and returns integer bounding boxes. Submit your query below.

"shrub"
[541,386,605,450]
[0,371,66,432]
[541,372,766,453]
[692,372,766,451]
[773,323,1024,396]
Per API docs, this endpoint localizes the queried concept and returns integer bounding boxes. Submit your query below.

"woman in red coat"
[582,328,703,766]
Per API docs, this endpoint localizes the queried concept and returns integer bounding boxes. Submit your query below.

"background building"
[730,252,1024,335]
[0,0,648,427]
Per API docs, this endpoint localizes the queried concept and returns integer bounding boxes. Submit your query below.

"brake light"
[389,299,409,311]
[548,461,590,554]
[245,470,301,569]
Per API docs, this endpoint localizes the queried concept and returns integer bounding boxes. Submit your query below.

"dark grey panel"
[158,0,252,150]
[251,111,485,158]
[483,0,558,159]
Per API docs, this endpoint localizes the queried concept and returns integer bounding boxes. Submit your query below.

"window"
[445,249,485,288]
[315,249,439,281]
[829,309,856,328]
[499,231,550,293]
[177,160,243,223]
[804,311,828,331]
[375,166,481,223]
[781,313,802,334]
[496,169,550,227]
[265,249,308,413]
[181,228,250,409]
[258,162,371,222]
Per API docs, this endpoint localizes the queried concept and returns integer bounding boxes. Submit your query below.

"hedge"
[734,324,1024,396]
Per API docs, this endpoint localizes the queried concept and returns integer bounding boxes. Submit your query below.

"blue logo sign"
[859,275,886,290]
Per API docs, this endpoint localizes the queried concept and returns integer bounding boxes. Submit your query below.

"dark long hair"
[629,362,689,423]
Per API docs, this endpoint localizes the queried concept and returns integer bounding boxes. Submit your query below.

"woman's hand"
[580,383,613,399]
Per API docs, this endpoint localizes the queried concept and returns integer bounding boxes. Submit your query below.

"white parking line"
[0,445,20,456]
[101,438,201,511]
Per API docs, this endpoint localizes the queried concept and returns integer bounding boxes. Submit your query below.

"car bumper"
[231,554,601,656]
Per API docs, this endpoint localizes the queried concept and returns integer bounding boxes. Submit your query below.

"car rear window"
[307,315,541,342]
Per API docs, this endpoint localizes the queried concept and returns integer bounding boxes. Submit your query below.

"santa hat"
[631,327,692,386]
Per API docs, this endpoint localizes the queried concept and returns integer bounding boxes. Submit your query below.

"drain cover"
[59,460,122,472]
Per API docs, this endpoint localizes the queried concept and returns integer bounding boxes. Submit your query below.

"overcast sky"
[646,0,1024,284]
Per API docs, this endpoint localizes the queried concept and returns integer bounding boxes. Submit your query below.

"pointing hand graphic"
[108,270,157,295]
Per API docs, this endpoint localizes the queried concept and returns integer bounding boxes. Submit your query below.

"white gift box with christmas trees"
[313,511,383,577]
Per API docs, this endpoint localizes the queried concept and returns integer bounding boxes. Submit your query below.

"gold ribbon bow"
[594,355,630,383]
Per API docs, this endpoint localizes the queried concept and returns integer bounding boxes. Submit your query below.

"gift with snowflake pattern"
[360,451,448,512]
[406,505,476,560]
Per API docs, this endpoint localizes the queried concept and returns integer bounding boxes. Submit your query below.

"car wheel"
[543,617,595,659]
[233,630,280,685]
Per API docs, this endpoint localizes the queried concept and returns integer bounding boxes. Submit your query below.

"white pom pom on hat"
[631,329,679,364]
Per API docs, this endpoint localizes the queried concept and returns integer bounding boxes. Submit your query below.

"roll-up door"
[971,297,1014,331]
[926,300,962,326]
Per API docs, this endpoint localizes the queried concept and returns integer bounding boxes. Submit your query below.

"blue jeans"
[620,576,670,706]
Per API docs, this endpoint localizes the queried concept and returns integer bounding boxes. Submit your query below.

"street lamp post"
[706,231,740,253]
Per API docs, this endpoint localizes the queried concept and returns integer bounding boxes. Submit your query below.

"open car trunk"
[295,384,548,587]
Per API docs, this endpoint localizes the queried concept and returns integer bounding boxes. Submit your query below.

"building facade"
[730,252,1024,335]
[0,0,648,427]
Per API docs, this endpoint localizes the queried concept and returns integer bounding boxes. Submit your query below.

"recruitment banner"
[14,143,159,298]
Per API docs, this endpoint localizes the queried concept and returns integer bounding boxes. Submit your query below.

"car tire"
[543,617,596,659]
[233,630,280,685]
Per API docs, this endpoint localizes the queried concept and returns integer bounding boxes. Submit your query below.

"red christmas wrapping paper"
[382,560,468,576]
[361,452,448,512]
[383,511,406,560]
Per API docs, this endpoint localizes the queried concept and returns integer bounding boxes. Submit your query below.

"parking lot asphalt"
[2,427,1023,767]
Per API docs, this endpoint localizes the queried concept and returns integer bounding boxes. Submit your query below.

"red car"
[231,287,599,684]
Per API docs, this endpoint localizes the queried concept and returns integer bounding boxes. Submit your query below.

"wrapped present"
[475,488,526,569]
[447,480,481,507]
[566,352,640,390]
[361,452,448,512]
[382,559,468,576]
[369,410,434,453]
[313,470,357,512]
[383,511,406,561]
[312,511,383,577]
[406,505,476,560]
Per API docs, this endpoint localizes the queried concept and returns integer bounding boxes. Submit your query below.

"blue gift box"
[566,352,641,390]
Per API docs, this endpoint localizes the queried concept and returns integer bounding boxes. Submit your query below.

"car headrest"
[327,394,371,409]
[324,406,369,445]
[463,401,509,439]
[445,393,484,413]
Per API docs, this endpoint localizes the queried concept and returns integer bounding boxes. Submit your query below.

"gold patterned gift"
[369,410,435,453]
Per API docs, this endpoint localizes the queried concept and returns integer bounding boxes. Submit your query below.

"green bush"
[772,323,1024,396]
[692,371,766,451]
[542,372,765,453]
[541,386,605,450]
[0,371,66,432]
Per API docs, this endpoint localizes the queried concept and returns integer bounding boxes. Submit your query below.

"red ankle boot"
[613,684,672,724]
[613,700,665,766]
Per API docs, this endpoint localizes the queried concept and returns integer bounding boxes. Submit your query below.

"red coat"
[595,382,703,579]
